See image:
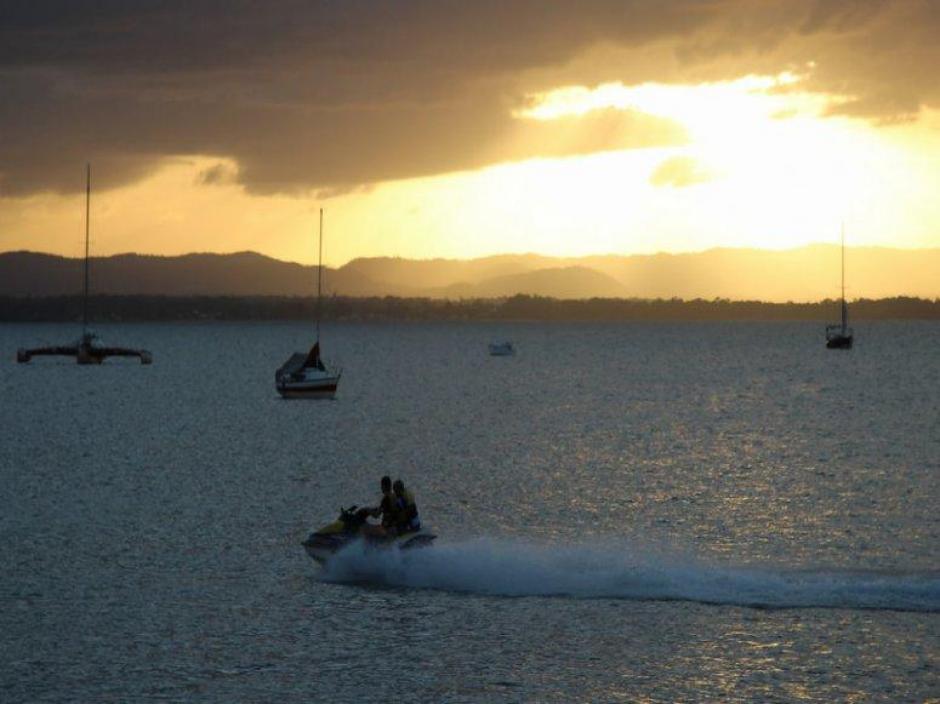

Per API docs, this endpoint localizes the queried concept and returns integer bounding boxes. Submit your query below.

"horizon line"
[4,241,940,269]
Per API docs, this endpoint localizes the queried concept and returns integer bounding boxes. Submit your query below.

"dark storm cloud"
[0,1,711,74]
[1,1,938,196]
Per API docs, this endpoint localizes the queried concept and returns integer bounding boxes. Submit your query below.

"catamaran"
[825,223,854,349]
[16,164,152,365]
[275,209,341,398]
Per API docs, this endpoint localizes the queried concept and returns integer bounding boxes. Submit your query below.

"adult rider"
[362,475,398,538]
[392,479,421,534]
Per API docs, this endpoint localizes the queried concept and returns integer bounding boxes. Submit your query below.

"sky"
[1,0,940,266]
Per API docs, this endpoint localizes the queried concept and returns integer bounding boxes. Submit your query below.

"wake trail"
[318,538,940,613]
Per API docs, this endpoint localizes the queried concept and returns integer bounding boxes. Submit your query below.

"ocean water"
[1,321,938,702]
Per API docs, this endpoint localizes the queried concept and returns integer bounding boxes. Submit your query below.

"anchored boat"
[16,164,152,365]
[825,224,854,350]
[17,332,152,365]
[275,342,340,398]
[275,208,341,398]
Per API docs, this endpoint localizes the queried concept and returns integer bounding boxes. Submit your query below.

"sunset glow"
[3,105,938,266]
[2,1,940,277]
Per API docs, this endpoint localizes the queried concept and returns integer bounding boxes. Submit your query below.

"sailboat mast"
[316,208,323,345]
[841,222,847,331]
[82,163,91,334]
[840,222,845,302]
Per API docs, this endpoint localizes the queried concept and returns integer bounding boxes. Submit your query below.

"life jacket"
[395,490,419,530]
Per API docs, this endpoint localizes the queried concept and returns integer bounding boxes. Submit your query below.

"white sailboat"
[825,223,854,349]
[275,209,341,398]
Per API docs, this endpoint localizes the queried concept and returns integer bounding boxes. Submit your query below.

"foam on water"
[320,538,940,613]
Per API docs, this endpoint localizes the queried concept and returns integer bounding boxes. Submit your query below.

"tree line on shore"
[2,294,939,322]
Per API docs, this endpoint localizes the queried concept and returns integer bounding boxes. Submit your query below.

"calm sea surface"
[2,321,938,702]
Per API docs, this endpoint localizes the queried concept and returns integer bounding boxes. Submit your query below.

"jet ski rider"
[363,475,399,537]
[393,479,421,534]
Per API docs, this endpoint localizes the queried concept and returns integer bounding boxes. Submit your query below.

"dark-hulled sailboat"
[275,209,341,398]
[825,224,853,350]
[16,165,152,365]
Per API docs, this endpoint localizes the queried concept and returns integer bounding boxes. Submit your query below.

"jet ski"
[302,505,436,564]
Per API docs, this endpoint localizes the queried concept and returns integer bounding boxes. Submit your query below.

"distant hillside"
[2,246,938,301]
[340,254,556,291]
[432,266,627,299]
[0,251,321,296]
[578,246,940,301]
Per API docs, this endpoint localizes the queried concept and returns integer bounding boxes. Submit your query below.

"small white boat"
[276,344,341,398]
[488,341,515,356]
[276,209,341,398]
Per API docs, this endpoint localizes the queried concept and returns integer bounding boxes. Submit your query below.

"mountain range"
[2,245,938,301]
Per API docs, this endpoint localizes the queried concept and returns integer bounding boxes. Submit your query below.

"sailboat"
[16,164,152,365]
[275,208,341,398]
[825,224,854,349]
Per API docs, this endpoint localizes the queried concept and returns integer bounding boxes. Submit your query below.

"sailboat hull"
[826,335,853,349]
[825,322,854,350]
[16,339,152,364]
[76,354,105,365]
[275,349,340,398]
[276,378,340,399]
